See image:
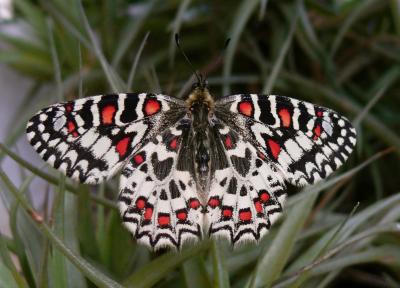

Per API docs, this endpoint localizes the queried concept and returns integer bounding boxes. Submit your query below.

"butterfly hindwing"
[215,94,357,186]
[206,123,286,247]
[26,93,185,184]
[118,117,203,250]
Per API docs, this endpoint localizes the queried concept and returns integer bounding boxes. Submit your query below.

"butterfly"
[26,71,356,251]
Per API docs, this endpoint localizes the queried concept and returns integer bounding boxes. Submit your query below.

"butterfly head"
[186,77,214,114]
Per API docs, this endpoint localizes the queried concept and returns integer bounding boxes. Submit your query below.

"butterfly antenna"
[175,34,202,84]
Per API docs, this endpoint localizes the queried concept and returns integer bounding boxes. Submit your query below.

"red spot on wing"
[116,137,130,157]
[158,214,170,226]
[144,207,153,220]
[259,190,270,203]
[101,105,116,124]
[169,137,178,150]
[238,101,253,117]
[67,121,78,137]
[133,154,144,165]
[208,197,220,208]
[313,124,322,140]
[65,104,73,113]
[255,201,263,214]
[136,198,145,209]
[189,199,200,209]
[144,99,161,116]
[278,108,291,127]
[239,210,252,221]
[267,139,281,159]
[224,135,232,149]
[67,121,76,133]
[316,111,323,117]
[177,211,187,221]
[222,208,232,218]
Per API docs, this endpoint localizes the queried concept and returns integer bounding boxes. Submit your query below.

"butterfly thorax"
[186,87,215,195]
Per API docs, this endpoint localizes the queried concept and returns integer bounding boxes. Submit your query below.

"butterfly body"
[27,85,357,250]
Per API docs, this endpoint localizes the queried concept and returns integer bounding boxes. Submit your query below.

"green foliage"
[1,0,400,287]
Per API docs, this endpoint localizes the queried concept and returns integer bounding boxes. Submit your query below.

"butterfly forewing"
[26,93,186,184]
[215,94,357,187]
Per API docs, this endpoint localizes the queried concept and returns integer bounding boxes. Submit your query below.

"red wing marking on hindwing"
[118,118,203,250]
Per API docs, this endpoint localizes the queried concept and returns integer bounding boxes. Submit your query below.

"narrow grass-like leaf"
[0,169,123,288]
[40,0,91,49]
[76,0,125,92]
[63,192,86,287]
[77,186,100,261]
[50,176,68,288]
[353,66,400,126]
[37,237,50,288]
[0,260,19,288]
[391,0,400,36]
[101,210,137,279]
[0,232,28,288]
[211,241,230,288]
[1,175,44,287]
[77,42,83,98]
[310,245,400,276]
[287,192,400,276]
[47,18,63,101]
[223,0,260,95]
[262,6,298,94]
[112,0,158,68]
[182,257,212,288]
[258,0,268,20]
[8,174,37,287]
[123,241,211,288]
[279,203,360,287]
[250,192,318,287]
[14,0,47,40]
[297,0,322,54]
[330,0,378,57]
[127,31,150,90]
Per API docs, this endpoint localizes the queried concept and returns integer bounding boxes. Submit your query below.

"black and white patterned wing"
[118,117,203,250]
[215,94,357,186]
[206,122,286,247]
[26,93,185,184]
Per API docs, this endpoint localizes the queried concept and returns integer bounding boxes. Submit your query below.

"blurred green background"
[0,0,400,287]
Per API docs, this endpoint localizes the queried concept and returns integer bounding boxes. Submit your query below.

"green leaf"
[262,3,298,94]
[0,169,123,288]
[182,256,212,288]
[123,241,211,288]
[0,260,19,288]
[211,241,230,288]
[330,0,381,57]
[250,192,318,287]
[223,0,260,95]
